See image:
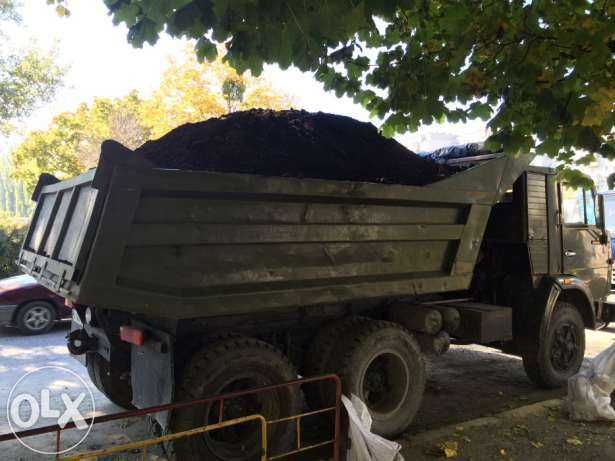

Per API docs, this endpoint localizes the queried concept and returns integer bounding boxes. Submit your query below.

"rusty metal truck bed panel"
[18,145,530,319]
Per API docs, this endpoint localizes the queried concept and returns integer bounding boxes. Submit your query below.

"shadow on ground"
[406,345,564,435]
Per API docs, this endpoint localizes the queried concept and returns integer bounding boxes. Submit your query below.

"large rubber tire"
[522,301,585,389]
[303,316,369,409]
[86,353,134,409]
[171,337,301,461]
[332,320,426,438]
[15,301,56,335]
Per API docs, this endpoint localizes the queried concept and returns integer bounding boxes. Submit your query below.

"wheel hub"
[24,306,51,330]
[551,322,579,372]
[361,351,410,416]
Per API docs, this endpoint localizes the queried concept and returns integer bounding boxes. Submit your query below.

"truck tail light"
[120,326,144,346]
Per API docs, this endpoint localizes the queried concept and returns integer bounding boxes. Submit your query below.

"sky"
[3,0,489,155]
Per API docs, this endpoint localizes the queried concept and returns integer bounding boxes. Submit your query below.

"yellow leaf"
[566,436,583,446]
[531,441,544,448]
[440,441,459,458]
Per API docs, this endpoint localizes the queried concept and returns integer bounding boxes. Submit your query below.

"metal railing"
[0,374,342,461]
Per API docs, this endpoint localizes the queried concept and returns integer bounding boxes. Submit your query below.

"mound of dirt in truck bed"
[134,109,451,186]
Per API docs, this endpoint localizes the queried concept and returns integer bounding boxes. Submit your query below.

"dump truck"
[18,140,613,460]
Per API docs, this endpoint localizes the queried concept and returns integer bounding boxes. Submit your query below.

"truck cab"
[474,167,613,386]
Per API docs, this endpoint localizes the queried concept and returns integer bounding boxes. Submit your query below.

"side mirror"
[598,193,606,229]
[597,194,609,244]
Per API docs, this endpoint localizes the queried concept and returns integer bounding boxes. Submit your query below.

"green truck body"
[16,140,613,457]
[18,142,528,319]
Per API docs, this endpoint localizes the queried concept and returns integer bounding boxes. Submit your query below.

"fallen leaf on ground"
[500,448,507,456]
[440,441,459,458]
[566,436,583,446]
[531,441,544,448]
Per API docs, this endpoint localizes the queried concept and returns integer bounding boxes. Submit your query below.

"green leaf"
[195,38,217,62]
[55,5,70,16]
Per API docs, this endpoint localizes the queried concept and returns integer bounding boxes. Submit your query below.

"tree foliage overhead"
[97,0,613,166]
[1,0,64,132]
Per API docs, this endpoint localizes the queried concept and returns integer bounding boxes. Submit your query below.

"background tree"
[11,52,292,190]
[1,0,64,133]
[87,0,613,181]
[141,50,292,138]
[0,213,28,278]
[222,76,246,113]
[11,92,150,191]
[0,156,32,217]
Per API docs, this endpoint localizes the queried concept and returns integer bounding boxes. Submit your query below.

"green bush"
[0,214,27,278]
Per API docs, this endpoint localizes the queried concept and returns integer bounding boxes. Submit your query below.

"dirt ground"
[400,399,615,460]
[407,327,615,434]
[396,326,615,460]
[1,325,613,460]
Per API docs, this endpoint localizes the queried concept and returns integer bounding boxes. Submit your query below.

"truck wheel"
[303,316,368,409]
[86,353,134,409]
[522,301,585,389]
[15,301,56,335]
[171,337,301,461]
[333,320,426,438]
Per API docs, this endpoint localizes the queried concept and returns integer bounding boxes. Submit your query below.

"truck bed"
[18,142,530,319]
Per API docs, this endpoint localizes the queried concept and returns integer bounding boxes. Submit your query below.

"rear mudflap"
[129,321,175,429]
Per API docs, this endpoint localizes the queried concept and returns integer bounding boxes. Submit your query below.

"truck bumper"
[0,304,18,326]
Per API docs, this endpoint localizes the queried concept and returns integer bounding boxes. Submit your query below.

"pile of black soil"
[134,109,451,186]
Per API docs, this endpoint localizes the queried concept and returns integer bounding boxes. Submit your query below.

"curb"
[400,399,562,444]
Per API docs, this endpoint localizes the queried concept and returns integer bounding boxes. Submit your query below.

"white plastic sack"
[342,394,404,461]
[567,343,615,421]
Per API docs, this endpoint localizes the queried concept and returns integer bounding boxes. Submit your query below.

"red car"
[0,274,69,335]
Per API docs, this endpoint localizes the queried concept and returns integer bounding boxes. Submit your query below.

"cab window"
[561,186,598,226]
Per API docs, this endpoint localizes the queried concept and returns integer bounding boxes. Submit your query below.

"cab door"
[560,185,610,301]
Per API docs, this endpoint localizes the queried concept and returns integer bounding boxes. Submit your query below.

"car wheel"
[16,301,56,335]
